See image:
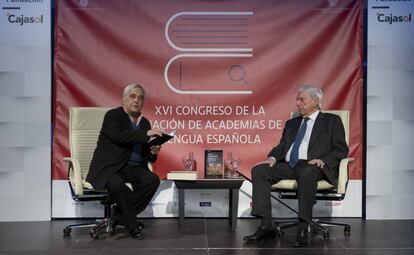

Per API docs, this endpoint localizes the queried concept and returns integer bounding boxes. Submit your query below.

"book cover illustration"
[205,150,223,178]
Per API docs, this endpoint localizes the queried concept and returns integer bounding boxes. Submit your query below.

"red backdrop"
[53,0,364,180]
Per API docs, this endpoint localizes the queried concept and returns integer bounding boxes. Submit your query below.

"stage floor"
[1,218,413,255]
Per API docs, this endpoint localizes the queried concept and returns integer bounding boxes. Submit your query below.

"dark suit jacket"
[86,107,156,190]
[268,111,349,187]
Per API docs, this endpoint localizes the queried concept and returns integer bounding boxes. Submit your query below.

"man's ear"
[313,99,319,108]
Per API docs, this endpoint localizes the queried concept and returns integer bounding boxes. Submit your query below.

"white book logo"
[164,11,254,95]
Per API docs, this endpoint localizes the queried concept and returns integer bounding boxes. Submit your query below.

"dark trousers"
[106,165,160,231]
[251,160,324,222]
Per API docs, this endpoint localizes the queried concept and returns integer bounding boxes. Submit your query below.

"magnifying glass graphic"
[228,65,247,84]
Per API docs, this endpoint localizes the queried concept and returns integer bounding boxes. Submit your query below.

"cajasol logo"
[7,13,44,25]
[377,12,412,25]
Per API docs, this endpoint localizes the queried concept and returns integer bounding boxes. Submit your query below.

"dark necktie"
[289,117,310,168]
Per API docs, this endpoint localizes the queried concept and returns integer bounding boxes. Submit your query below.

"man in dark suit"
[86,83,164,238]
[243,85,349,247]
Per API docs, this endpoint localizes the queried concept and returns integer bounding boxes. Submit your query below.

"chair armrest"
[337,158,354,194]
[63,157,84,196]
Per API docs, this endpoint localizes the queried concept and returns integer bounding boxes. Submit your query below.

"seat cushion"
[83,180,133,192]
[271,180,334,190]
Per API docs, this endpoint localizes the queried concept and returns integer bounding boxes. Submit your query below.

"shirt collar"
[123,107,143,126]
[306,110,320,121]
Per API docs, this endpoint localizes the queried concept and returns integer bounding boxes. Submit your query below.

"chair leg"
[89,202,113,239]
[63,219,107,237]
[89,218,110,239]
[273,219,325,236]
[307,219,330,240]
[273,218,299,237]
[63,202,113,239]
[316,219,351,235]
[273,218,350,240]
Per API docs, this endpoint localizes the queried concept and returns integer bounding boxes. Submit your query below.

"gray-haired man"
[244,85,348,247]
[86,83,164,238]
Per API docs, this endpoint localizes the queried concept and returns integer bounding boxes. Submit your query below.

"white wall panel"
[393,71,414,95]
[367,0,414,219]
[0,72,25,95]
[0,123,25,146]
[24,71,50,96]
[393,96,414,120]
[23,147,51,173]
[391,171,414,195]
[0,172,25,197]
[0,1,51,221]
[391,196,414,219]
[24,98,50,122]
[367,121,392,146]
[367,145,392,171]
[367,46,394,69]
[366,196,392,218]
[0,48,25,71]
[0,98,25,122]
[366,96,393,121]
[366,70,393,96]
[392,121,414,145]
[367,169,392,196]
[392,146,414,171]
[0,148,25,172]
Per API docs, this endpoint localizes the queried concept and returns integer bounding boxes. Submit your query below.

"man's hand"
[254,157,276,167]
[150,145,161,155]
[147,128,164,137]
[308,159,325,168]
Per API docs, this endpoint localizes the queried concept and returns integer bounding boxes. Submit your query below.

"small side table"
[173,178,244,231]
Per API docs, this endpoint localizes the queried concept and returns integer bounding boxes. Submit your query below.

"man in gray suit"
[243,85,349,247]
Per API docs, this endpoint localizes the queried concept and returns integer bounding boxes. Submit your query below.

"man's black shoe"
[108,211,144,235]
[292,227,308,247]
[129,227,144,239]
[243,227,276,242]
[137,220,145,230]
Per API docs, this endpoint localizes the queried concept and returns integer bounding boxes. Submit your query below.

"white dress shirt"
[284,110,320,162]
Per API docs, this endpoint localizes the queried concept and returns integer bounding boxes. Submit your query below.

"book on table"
[148,129,176,146]
[167,170,198,180]
[204,150,223,178]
